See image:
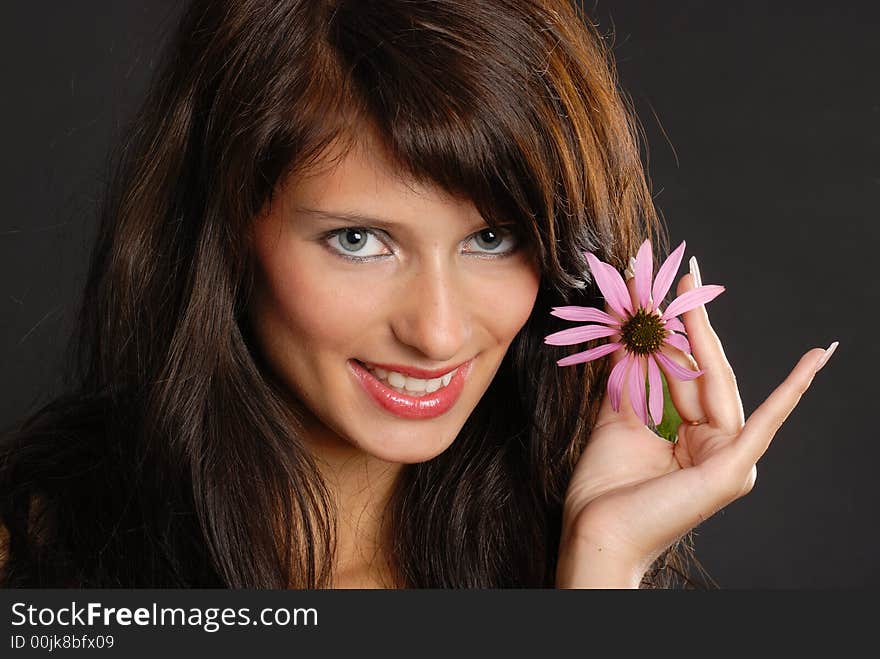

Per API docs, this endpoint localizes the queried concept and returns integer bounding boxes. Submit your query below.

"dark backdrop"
[1,1,876,588]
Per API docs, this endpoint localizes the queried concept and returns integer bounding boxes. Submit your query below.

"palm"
[565,405,735,539]
[566,417,678,510]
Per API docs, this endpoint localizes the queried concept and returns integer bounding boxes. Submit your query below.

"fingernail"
[814,340,839,373]
[689,255,703,287]
[624,256,637,280]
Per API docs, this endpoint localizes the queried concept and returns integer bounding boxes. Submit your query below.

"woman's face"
[249,139,541,464]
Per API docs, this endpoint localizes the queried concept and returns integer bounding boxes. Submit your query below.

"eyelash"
[321,226,522,262]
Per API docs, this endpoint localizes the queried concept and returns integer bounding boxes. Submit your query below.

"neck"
[300,413,403,588]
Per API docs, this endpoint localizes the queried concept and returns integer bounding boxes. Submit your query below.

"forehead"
[279,136,484,230]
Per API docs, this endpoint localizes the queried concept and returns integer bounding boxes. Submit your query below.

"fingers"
[677,262,745,435]
[731,347,826,471]
[656,342,705,423]
[657,270,712,424]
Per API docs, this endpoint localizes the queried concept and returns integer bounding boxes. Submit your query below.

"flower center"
[619,308,668,356]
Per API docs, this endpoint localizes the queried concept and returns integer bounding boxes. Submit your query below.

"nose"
[390,257,470,364]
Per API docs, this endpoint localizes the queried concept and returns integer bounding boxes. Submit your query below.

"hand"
[556,260,833,587]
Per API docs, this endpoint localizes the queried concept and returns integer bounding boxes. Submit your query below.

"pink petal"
[647,354,664,426]
[599,260,636,318]
[607,352,632,413]
[550,306,621,327]
[664,317,685,333]
[627,355,649,426]
[663,332,692,354]
[661,285,726,321]
[584,251,633,318]
[556,341,622,367]
[651,240,687,308]
[634,239,654,311]
[544,324,619,346]
[653,349,704,381]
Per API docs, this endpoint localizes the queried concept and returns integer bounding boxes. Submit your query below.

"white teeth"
[387,371,407,388]
[363,362,459,396]
[424,377,442,393]
[403,377,427,393]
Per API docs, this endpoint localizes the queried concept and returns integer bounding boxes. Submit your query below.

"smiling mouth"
[349,357,473,420]
[355,360,459,397]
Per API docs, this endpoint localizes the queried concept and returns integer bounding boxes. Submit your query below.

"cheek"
[471,261,541,343]
[249,219,382,361]
[258,257,381,354]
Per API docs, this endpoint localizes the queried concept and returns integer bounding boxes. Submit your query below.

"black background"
[1,1,877,588]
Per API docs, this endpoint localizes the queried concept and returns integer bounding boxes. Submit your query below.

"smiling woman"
[1,0,705,588]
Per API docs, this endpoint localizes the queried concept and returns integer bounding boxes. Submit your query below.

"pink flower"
[544,239,725,427]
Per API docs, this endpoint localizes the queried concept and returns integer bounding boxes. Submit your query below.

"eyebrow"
[295,206,492,232]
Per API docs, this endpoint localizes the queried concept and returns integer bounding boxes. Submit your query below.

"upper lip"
[357,359,470,380]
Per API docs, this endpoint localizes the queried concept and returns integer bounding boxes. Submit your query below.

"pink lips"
[349,358,473,420]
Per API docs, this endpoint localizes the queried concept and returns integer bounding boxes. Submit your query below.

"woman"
[0,0,835,588]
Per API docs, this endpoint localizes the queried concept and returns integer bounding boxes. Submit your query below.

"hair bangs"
[282,0,589,288]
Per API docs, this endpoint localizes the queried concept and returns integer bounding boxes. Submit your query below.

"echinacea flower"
[544,239,725,428]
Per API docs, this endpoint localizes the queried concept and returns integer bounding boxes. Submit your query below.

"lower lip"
[349,358,473,420]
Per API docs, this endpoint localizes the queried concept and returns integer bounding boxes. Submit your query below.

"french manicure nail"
[689,255,703,287]
[624,256,637,280]
[814,341,839,373]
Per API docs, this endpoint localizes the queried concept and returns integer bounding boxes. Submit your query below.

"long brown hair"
[1,0,708,588]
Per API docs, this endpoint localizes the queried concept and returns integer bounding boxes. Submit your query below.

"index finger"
[675,257,744,434]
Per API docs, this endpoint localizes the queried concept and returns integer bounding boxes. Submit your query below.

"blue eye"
[463,227,519,256]
[322,225,521,262]
[325,228,391,260]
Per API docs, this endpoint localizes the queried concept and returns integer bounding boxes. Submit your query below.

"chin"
[346,421,464,464]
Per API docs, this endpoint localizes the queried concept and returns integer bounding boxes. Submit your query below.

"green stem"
[645,368,682,443]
